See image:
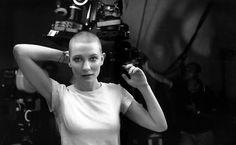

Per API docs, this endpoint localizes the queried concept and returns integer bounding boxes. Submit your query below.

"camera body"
[47,0,129,42]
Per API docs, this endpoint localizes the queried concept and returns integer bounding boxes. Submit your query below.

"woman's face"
[187,79,201,93]
[69,41,105,83]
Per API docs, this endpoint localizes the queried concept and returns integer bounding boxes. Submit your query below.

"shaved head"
[69,31,102,54]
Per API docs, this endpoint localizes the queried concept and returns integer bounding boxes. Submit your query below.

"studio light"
[73,0,89,6]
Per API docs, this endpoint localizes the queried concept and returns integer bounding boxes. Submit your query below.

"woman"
[13,31,167,145]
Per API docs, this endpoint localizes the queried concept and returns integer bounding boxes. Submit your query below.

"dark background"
[0,0,236,145]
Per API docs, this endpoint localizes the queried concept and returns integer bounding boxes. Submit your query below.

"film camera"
[0,68,50,145]
[46,0,129,42]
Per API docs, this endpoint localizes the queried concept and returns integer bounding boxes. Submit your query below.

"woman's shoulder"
[101,82,122,90]
[51,79,71,93]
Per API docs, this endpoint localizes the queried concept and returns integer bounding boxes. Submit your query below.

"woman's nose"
[82,61,91,70]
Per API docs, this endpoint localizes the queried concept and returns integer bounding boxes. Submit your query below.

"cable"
[135,0,148,49]
[163,2,213,75]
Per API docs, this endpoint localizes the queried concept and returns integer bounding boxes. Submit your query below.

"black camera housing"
[46,0,129,43]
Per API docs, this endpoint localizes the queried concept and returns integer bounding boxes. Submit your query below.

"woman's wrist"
[57,51,69,63]
[137,83,150,91]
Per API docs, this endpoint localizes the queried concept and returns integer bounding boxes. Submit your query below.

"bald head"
[69,31,102,54]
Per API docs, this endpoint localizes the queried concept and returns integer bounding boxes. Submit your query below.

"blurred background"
[0,0,236,145]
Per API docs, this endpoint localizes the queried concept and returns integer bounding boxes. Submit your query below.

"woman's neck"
[74,80,101,91]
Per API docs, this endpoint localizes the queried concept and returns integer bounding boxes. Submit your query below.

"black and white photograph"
[0,0,236,145]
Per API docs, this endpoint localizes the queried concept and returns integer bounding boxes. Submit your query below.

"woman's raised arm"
[13,44,67,102]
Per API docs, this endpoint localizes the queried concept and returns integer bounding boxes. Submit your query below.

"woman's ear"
[68,63,72,68]
[101,53,106,65]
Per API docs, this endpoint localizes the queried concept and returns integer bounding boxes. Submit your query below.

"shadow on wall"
[123,0,214,73]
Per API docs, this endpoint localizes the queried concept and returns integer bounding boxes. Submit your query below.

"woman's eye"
[73,57,82,62]
[90,57,98,62]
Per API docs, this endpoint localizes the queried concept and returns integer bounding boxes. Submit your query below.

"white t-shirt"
[49,80,134,145]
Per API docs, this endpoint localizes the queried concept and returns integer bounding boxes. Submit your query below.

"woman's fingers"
[122,74,129,81]
[123,63,136,74]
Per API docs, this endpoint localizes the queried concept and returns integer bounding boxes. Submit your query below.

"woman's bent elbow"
[13,44,26,57]
[159,123,168,132]
[13,44,21,54]
[154,122,168,133]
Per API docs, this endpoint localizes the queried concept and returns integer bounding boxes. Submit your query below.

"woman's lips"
[82,74,93,77]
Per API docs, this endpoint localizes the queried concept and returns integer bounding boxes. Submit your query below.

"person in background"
[174,63,216,145]
[143,62,217,145]
[13,31,167,145]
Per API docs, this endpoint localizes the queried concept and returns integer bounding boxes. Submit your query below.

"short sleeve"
[120,87,134,114]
